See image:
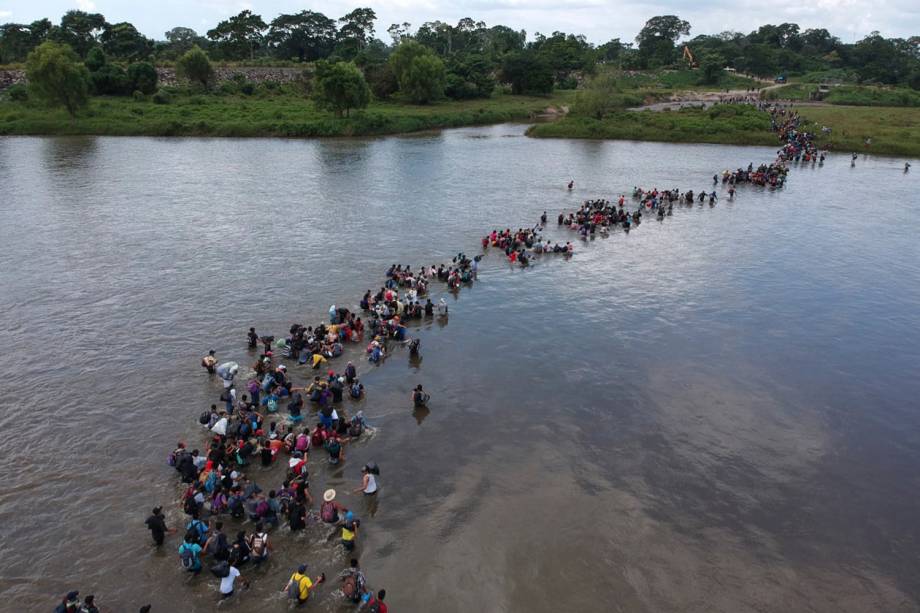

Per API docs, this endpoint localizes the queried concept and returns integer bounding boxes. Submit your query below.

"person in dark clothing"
[144,507,174,546]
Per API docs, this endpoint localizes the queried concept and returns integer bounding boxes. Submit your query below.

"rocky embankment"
[1,66,308,92]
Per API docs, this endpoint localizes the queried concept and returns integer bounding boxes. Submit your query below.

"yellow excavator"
[682,45,698,68]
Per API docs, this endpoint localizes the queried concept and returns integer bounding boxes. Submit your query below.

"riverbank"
[528,103,920,157]
[797,105,920,157]
[0,91,575,137]
[527,105,779,146]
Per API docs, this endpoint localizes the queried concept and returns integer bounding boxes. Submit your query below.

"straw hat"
[323,489,336,502]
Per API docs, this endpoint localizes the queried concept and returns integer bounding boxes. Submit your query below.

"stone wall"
[0,66,310,92]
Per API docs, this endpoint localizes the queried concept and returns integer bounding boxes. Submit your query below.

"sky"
[0,0,917,43]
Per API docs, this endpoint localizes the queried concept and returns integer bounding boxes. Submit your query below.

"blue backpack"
[179,543,197,570]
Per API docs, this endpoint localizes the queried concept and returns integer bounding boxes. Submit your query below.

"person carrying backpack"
[247,522,271,565]
[178,533,204,574]
[412,384,429,408]
[320,489,346,524]
[282,564,325,605]
[340,558,367,604]
[340,511,360,551]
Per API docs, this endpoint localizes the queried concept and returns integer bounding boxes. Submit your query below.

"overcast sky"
[1,0,917,43]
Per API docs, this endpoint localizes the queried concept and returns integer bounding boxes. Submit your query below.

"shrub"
[152,89,171,104]
[132,90,146,101]
[90,64,130,95]
[5,83,29,102]
[127,62,158,95]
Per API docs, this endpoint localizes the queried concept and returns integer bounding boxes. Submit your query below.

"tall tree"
[387,22,412,45]
[207,10,267,60]
[26,41,90,117]
[0,23,33,63]
[55,10,107,58]
[100,22,152,60]
[635,15,690,67]
[268,11,337,61]
[338,8,377,49]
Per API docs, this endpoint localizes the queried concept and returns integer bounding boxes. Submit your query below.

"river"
[1,125,919,612]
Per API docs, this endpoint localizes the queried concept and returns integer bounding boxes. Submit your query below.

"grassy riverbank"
[527,105,778,146]
[797,106,920,157]
[0,91,575,137]
[764,83,920,107]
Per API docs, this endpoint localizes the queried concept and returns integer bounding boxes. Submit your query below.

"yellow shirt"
[342,524,356,542]
[291,573,313,600]
[312,354,327,368]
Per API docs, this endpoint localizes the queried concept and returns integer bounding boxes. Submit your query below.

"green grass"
[612,69,762,92]
[797,105,920,157]
[0,90,576,137]
[764,83,920,107]
[528,104,777,145]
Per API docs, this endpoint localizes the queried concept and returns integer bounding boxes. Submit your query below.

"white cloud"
[76,0,96,11]
[0,10,12,18]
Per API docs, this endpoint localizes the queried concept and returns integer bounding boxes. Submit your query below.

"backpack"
[250,533,267,557]
[320,501,336,523]
[342,574,359,602]
[210,560,230,578]
[367,598,382,613]
[183,496,198,516]
[287,575,304,600]
[350,384,362,399]
[266,397,278,412]
[198,411,210,425]
[179,544,196,570]
[228,495,244,519]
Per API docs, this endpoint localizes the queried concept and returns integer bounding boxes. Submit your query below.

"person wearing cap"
[54,591,80,613]
[144,506,175,546]
[201,350,217,374]
[340,511,359,551]
[282,564,325,605]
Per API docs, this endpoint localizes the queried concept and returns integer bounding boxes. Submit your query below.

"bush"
[5,83,29,102]
[85,47,107,73]
[132,90,146,101]
[176,46,214,89]
[152,89,171,104]
[240,82,255,96]
[557,75,578,90]
[90,64,130,95]
[365,63,397,100]
[127,62,158,95]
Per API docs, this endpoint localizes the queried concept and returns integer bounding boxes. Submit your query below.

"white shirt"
[220,566,240,594]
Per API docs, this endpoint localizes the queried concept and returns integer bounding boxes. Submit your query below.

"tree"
[402,54,446,103]
[635,15,690,67]
[127,61,158,94]
[389,40,429,83]
[312,60,370,116]
[0,24,33,63]
[84,46,106,72]
[55,10,107,58]
[501,51,554,95]
[25,41,89,117]
[389,40,446,103]
[445,54,494,99]
[575,73,620,119]
[364,62,398,99]
[697,52,725,85]
[338,8,377,49]
[268,11,337,62]
[387,22,412,45]
[207,10,266,60]
[100,22,152,61]
[176,45,214,89]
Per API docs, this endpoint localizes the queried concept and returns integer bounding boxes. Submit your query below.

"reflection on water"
[0,126,918,612]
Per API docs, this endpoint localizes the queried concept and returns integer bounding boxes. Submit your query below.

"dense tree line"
[3,8,919,112]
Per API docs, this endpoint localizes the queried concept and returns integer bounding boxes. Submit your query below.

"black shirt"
[145,514,166,537]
